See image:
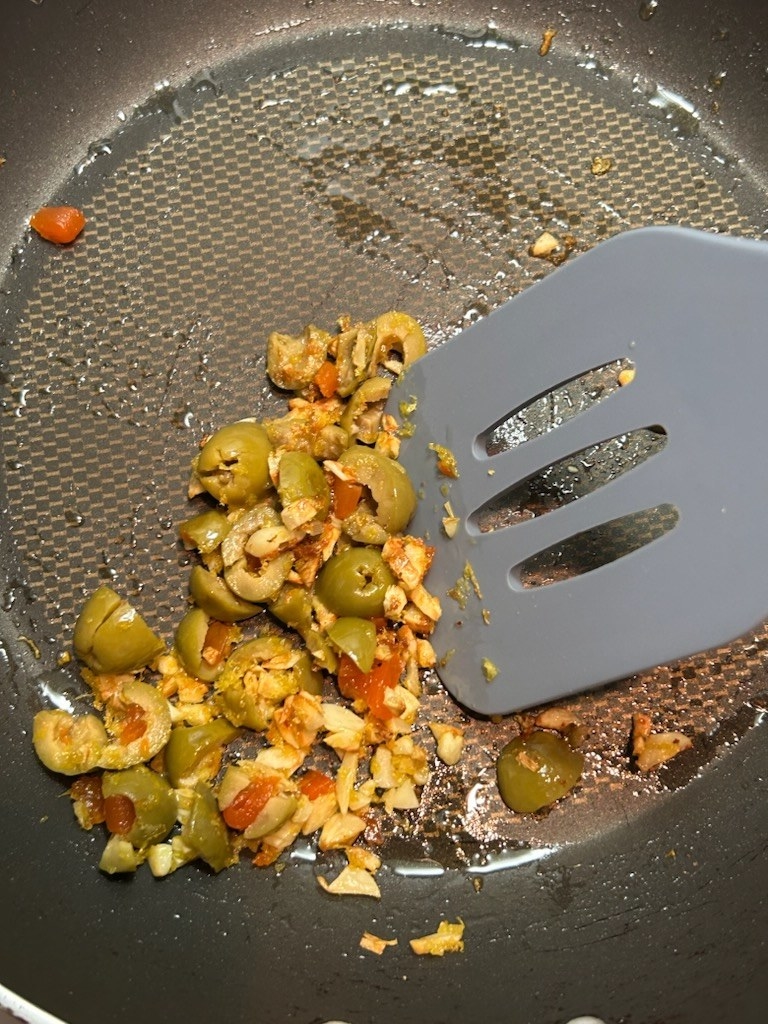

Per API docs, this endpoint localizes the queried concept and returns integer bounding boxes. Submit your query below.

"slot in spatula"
[388,226,768,715]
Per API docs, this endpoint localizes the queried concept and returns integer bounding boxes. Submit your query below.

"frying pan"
[2,2,768,1022]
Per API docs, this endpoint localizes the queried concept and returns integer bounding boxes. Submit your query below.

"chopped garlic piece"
[442,501,460,538]
[346,846,381,873]
[318,811,367,850]
[409,583,442,622]
[318,865,381,898]
[539,27,557,56]
[631,713,693,771]
[410,919,465,956]
[360,931,398,954]
[429,722,465,766]
[590,155,613,175]
[530,230,559,257]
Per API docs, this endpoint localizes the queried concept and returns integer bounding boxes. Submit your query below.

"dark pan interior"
[2,2,768,1023]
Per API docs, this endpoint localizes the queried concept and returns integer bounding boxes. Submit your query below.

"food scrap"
[539,27,558,57]
[428,442,459,478]
[496,729,584,812]
[409,918,465,956]
[631,712,693,771]
[360,931,398,954]
[618,366,636,386]
[429,721,465,766]
[32,311,449,878]
[30,205,86,244]
[590,155,614,176]
[528,230,577,266]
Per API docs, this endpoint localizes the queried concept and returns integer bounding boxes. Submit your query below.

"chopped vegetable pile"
[33,311,450,888]
[31,308,692,904]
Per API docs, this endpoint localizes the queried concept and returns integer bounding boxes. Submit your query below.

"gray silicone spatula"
[388,226,768,715]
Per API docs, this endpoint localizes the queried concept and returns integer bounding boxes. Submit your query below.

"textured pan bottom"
[2,25,766,855]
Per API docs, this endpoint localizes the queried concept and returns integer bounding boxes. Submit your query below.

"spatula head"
[389,226,768,715]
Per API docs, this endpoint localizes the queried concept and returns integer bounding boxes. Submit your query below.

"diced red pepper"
[337,653,403,720]
[30,205,86,244]
[117,702,148,745]
[104,794,136,835]
[313,360,339,398]
[331,478,363,520]
[202,620,237,667]
[70,774,105,827]
[298,769,335,801]
[221,777,279,831]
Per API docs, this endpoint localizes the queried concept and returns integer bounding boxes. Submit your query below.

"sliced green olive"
[335,322,379,396]
[268,582,313,631]
[315,546,395,618]
[189,565,260,623]
[496,731,584,813]
[181,781,234,872]
[33,710,108,776]
[326,617,377,673]
[216,636,304,731]
[102,766,177,849]
[339,376,391,444]
[300,627,338,675]
[293,649,324,696]
[267,324,330,391]
[179,509,231,554]
[99,680,172,770]
[374,310,427,370]
[243,793,298,840]
[276,450,330,522]
[337,445,416,538]
[225,552,293,604]
[99,835,143,875]
[165,719,240,789]
[221,504,293,603]
[73,586,164,674]
[175,607,223,683]
[195,420,272,508]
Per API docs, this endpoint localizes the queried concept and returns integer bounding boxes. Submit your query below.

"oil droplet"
[639,0,658,19]
[64,510,85,528]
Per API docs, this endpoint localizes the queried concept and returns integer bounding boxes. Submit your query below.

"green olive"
[181,781,234,872]
[179,509,231,554]
[337,445,416,538]
[299,627,338,674]
[326,617,377,673]
[268,583,313,631]
[33,710,108,776]
[276,450,330,521]
[99,680,172,770]
[216,636,304,731]
[243,793,298,840]
[99,836,143,875]
[73,586,164,674]
[293,649,324,696]
[374,310,427,369]
[101,766,178,849]
[221,503,293,603]
[195,420,272,508]
[175,607,222,683]
[335,322,378,397]
[267,324,330,391]
[339,376,391,444]
[189,565,260,623]
[165,719,240,788]
[496,731,584,813]
[315,546,395,618]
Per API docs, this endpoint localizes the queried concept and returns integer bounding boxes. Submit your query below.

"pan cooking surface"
[2,25,767,860]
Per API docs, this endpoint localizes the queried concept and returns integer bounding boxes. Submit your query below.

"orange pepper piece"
[30,205,86,244]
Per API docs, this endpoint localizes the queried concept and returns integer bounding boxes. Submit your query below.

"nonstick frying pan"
[2,2,768,1023]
